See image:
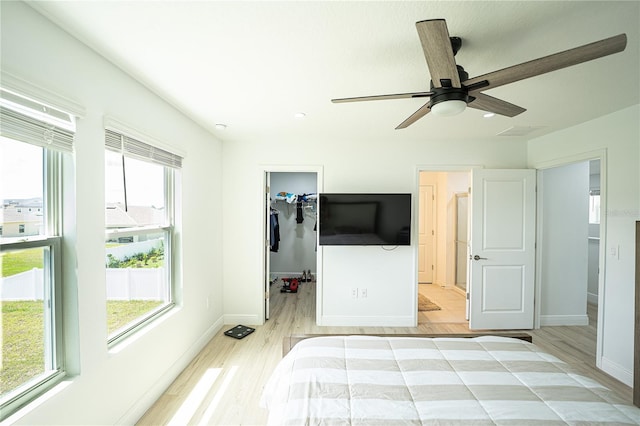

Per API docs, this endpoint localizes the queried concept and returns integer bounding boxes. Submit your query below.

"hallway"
[419,283,467,324]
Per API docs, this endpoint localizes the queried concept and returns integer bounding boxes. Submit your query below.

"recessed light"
[294,112,306,119]
[215,123,227,130]
[483,112,495,118]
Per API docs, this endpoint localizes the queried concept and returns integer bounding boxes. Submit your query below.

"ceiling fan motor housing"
[428,64,471,109]
[428,87,470,109]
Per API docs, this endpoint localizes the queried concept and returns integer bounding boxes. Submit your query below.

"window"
[104,128,182,345]
[1,88,74,420]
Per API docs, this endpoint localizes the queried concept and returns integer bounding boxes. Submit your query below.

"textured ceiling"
[28,1,640,144]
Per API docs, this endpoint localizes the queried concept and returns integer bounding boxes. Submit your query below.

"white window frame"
[0,150,66,420]
[104,130,179,347]
[0,80,78,421]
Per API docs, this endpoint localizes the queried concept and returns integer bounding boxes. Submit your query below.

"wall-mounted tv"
[318,193,411,246]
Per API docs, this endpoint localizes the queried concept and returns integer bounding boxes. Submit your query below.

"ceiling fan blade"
[468,93,526,117]
[465,33,627,93]
[331,91,432,103]
[416,19,461,88]
[395,102,431,129]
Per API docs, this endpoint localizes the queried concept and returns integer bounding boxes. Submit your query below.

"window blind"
[0,105,74,153]
[105,129,182,169]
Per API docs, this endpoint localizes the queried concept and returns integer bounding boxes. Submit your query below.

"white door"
[418,184,435,283]
[265,173,271,320]
[469,169,536,330]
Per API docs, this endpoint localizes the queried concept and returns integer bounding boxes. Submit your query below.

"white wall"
[538,161,589,326]
[223,133,528,326]
[2,2,223,424]
[528,104,640,386]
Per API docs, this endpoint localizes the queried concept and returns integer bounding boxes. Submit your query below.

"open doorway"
[537,159,602,329]
[418,170,469,325]
[264,171,319,322]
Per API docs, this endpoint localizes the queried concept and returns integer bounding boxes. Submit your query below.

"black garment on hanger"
[270,210,280,252]
[296,197,304,224]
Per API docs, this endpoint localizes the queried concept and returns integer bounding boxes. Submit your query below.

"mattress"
[260,335,640,425]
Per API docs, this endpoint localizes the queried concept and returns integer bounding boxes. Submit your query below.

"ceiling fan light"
[430,100,466,116]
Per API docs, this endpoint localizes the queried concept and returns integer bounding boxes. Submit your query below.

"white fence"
[1,268,164,301]
[105,268,165,300]
[1,269,45,300]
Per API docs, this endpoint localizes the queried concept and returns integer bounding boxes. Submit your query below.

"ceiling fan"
[331,19,627,129]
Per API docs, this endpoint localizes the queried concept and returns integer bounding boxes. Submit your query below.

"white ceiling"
[28,1,640,144]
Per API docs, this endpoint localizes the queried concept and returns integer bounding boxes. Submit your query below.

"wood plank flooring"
[137,281,633,425]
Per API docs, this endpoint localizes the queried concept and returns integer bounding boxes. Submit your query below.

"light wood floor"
[137,281,633,425]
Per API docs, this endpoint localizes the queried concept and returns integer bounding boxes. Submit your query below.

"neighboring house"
[105,203,164,230]
[105,203,165,244]
[0,199,43,237]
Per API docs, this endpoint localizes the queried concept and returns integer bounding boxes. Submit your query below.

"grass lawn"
[1,301,45,396]
[107,300,164,335]
[1,248,44,277]
[1,300,163,396]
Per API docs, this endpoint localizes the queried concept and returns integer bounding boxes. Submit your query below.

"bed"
[260,334,640,425]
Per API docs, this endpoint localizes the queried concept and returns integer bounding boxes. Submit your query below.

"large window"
[0,88,74,419]
[104,128,181,344]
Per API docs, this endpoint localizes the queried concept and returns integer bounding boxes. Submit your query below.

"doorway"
[537,159,602,331]
[418,170,469,324]
[264,170,320,322]
[417,162,603,338]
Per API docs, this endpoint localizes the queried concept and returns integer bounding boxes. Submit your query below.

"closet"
[267,172,317,309]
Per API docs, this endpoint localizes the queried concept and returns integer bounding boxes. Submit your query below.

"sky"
[105,150,164,208]
[0,136,43,200]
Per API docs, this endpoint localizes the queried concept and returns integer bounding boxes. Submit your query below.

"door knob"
[472,254,487,261]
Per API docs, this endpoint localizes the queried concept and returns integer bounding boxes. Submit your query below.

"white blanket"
[260,335,640,425]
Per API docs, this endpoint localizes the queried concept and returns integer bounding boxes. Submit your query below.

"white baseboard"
[540,314,589,326]
[601,356,633,387]
[587,292,599,305]
[117,316,224,425]
[319,315,415,327]
[451,285,466,296]
[224,314,262,326]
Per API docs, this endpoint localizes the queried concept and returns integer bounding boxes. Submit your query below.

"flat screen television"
[318,193,411,246]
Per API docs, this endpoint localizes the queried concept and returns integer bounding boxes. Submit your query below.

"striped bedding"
[260,335,640,425]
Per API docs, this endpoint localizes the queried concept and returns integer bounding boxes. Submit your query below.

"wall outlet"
[359,288,367,298]
[351,288,358,299]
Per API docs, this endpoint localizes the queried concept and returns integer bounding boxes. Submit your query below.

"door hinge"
[265,290,269,300]
[468,186,471,194]
[431,230,434,235]
[466,293,470,300]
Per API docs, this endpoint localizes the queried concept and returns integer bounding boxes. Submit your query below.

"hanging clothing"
[296,197,304,224]
[270,210,280,252]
